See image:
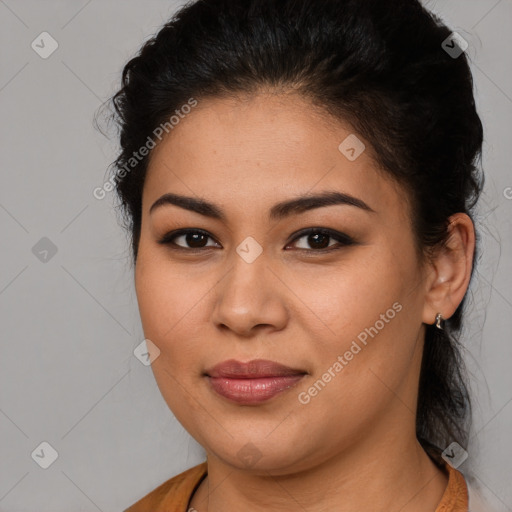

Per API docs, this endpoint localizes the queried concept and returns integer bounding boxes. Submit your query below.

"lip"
[205,359,307,378]
[204,359,307,404]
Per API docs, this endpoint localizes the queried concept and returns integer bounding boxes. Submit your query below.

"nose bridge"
[225,236,268,305]
[235,234,265,266]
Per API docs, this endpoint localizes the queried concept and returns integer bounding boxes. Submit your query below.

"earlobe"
[421,213,476,326]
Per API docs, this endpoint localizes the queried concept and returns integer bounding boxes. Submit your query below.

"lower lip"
[206,375,305,404]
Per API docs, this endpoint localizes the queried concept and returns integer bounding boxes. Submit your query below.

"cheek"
[291,247,421,403]
[290,252,404,343]
[134,248,221,416]
[292,306,419,454]
[135,255,208,427]
[134,248,206,343]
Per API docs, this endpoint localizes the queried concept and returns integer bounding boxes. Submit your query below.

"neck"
[191,432,448,512]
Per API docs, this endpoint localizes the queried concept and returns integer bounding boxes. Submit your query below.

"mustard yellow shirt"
[124,460,469,512]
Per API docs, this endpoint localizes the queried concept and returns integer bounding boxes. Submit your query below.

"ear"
[421,213,476,326]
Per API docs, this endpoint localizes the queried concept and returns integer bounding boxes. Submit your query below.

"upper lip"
[204,359,307,378]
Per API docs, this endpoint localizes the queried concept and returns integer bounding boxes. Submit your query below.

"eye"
[157,229,220,250]
[286,228,355,252]
[157,227,355,252]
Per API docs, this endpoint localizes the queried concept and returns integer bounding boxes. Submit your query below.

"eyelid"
[157,228,220,249]
[286,227,355,249]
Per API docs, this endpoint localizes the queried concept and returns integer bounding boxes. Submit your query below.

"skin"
[134,91,475,512]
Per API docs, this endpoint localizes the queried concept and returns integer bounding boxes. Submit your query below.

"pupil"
[309,233,329,249]
[187,233,207,248]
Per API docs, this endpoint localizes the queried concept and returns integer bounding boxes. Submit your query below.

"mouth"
[204,359,307,404]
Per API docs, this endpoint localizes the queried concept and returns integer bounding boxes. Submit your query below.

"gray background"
[0,0,511,510]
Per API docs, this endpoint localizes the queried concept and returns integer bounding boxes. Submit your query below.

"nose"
[210,248,289,338]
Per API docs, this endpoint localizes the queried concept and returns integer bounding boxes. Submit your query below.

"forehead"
[143,92,409,224]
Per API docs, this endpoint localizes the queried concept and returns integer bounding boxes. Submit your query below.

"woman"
[107,0,487,510]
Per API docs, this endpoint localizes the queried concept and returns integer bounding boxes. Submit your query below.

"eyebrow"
[149,190,375,221]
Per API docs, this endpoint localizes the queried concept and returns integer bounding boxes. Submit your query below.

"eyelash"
[157,227,355,253]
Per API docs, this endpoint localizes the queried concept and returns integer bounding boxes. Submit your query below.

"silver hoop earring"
[435,313,444,330]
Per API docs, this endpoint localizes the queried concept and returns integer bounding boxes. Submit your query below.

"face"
[134,92,430,474]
